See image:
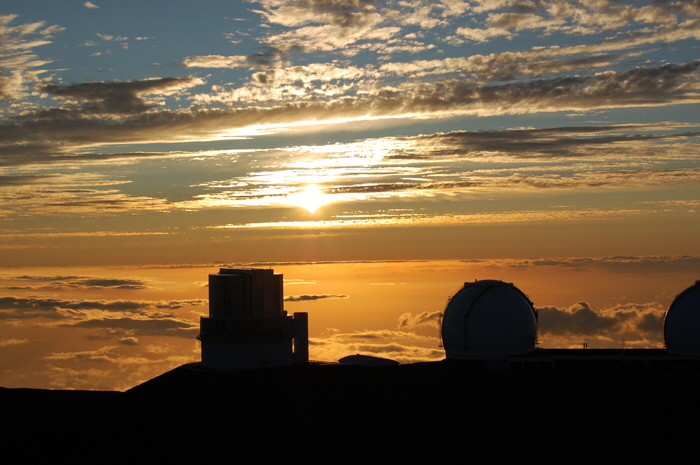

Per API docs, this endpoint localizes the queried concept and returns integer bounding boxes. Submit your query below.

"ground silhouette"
[2,361,698,462]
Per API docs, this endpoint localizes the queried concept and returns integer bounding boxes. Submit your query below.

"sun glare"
[289,185,329,214]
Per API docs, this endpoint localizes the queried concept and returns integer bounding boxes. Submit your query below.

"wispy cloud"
[0,296,205,338]
[398,311,442,329]
[497,255,700,274]
[0,15,63,103]
[284,293,348,301]
[0,296,206,312]
[257,0,381,29]
[212,208,649,229]
[69,317,199,337]
[7,275,151,290]
[0,338,30,347]
[96,32,127,41]
[181,55,249,69]
[1,60,696,166]
[310,328,444,364]
[457,0,696,43]
[0,119,697,226]
[41,347,197,390]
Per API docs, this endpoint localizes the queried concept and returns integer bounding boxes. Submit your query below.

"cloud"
[0,174,58,186]
[215,204,696,230]
[84,2,100,9]
[6,118,692,219]
[0,172,180,216]
[379,46,638,83]
[392,124,700,160]
[537,301,666,348]
[396,2,449,29]
[538,302,618,336]
[310,328,444,364]
[457,24,512,42]
[63,278,147,289]
[391,61,700,115]
[255,0,387,53]
[0,296,143,316]
[257,0,379,28]
[0,231,171,240]
[261,23,397,54]
[456,0,695,43]
[457,11,564,42]
[0,338,29,347]
[70,317,198,337]
[40,348,198,390]
[518,255,700,275]
[284,278,318,285]
[205,164,700,218]
[9,275,151,290]
[284,294,349,301]
[247,45,304,68]
[96,32,127,41]
[0,187,174,216]
[44,346,118,364]
[150,259,423,269]
[0,296,206,338]
[41,76,204,115]
[181,55,249,69]
[0,146,189,168]
[0,15,63,102]
[0,4,698,234]
[1,59,697,167]
[398,311,442,329]
[0,297,206,338]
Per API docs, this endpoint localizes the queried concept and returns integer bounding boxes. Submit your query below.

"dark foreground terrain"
[2,361,699,462]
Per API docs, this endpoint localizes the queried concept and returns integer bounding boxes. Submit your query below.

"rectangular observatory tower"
[199,268,308,370]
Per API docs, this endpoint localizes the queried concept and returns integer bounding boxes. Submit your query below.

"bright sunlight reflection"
[288,185,329,214]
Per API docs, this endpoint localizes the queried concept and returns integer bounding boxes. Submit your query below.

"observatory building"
[436,278,700,372]
[441,280,538,361]
[664,280,700,355]
[198,268,308,370]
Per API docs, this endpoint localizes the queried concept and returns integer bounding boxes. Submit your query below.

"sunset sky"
[1,1,700,389]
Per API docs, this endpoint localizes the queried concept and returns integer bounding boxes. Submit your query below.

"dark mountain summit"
[2,361,699,462]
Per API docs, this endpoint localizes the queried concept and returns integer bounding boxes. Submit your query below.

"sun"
[288,185,329,214]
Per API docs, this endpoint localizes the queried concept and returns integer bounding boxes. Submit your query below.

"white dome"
[664,280,700,355]
[441,280,537,359]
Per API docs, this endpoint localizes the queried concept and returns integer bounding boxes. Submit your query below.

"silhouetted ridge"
[3,361,700,462]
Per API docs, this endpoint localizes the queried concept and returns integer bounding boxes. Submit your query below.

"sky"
[1,1,700,389]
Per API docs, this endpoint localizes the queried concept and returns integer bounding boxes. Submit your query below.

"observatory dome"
[441,280,537,359]
[664,280,700,355]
